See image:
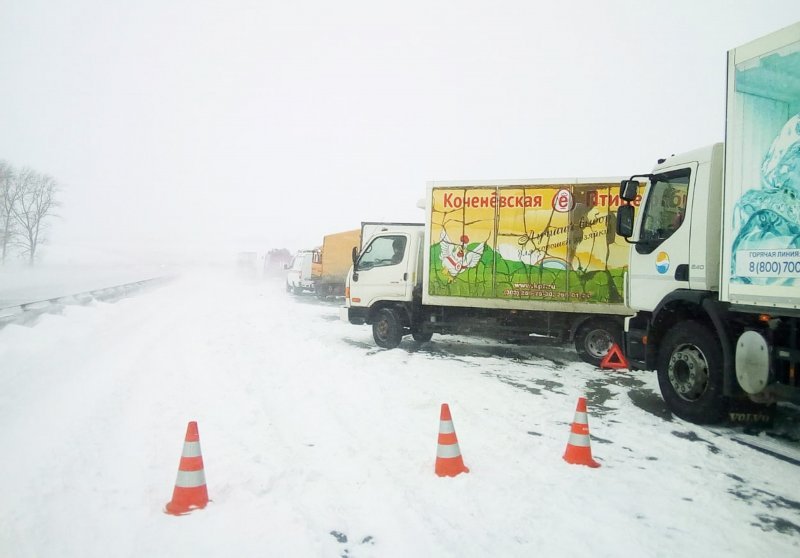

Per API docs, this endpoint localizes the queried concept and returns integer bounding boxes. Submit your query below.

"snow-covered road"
[0,270,798,557]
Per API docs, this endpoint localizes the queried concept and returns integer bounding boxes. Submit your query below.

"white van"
[285,249,317,294]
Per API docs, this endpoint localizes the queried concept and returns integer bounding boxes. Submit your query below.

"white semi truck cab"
[616,22,800,423]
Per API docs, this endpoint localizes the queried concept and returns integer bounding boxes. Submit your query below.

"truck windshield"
[357,236,407,269]
[290,254,306,271]
[637,168,690,251]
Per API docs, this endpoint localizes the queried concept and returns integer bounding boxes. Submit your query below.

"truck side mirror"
[620,179,640,202]
[351,246,359,267]
[616,205,635,238]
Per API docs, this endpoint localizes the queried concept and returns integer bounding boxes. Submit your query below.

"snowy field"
[0,269,799,557]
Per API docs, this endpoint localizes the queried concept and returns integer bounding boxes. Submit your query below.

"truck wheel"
[373,308,403,349]
[412,330,433,342]
[315,284,334,299]
[574,320,621,367]
[657,321,726,424]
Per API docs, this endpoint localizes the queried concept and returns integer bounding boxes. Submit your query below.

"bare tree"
[12,168,58,265]
[0,160,22,264]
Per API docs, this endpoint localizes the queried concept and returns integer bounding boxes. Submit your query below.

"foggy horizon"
[3,1,800,265]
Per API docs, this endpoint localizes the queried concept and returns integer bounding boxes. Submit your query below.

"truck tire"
[315,283,335,299]
[412,330,433,342]
[657,321,726,424]
[373,308,403,349]
[574,319,621,367]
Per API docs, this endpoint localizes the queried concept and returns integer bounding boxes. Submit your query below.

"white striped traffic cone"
[165,421,209,515]
[435,403,469,477]
[563,397,600,468]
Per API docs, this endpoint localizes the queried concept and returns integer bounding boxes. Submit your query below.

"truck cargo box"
[312,229,360,297]
[722,21,800,310]
[423,179,637,316]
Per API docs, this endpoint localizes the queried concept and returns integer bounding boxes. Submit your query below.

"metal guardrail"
[0,275,174,328]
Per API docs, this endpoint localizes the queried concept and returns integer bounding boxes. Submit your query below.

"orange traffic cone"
[600,343,628,370]
[435,403,469,477]
[563,397,600,468]
[165,421,209,515]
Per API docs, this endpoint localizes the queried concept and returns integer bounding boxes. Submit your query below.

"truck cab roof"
[651,143,723,174]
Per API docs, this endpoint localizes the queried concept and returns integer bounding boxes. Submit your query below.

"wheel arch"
[657,319,727,423]
[568,314,624,342]
[648,290,735,395]
[366,301,413,328]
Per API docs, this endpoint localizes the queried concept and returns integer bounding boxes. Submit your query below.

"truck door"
[628,165,695,310]
[286,252,305,290]
[302,251,314,282]
[351,234,414,304]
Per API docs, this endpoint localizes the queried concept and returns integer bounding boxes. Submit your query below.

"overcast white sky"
[2,1,800,263]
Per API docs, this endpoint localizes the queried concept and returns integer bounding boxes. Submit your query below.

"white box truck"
[616,21,800,423]
[343,179,641,366]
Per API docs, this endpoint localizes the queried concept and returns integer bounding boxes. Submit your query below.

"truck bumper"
[624,314,650,369]
[342,306,368,325]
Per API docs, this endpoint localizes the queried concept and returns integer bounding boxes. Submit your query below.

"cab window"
[290,254,305,271]
[357,236,407,269]
[637,169,690,253]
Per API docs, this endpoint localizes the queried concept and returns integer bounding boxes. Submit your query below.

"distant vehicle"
[342,179,641,366]
[311,229,361,298]
[615,21,800,424]
[285,249,319,294]
[263,248,292,278]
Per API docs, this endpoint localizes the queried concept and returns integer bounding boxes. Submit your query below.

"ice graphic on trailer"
[727,36,800,288]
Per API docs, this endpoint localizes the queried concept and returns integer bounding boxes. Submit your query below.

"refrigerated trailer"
[616,21,800,423]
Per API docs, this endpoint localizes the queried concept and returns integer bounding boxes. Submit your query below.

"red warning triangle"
[600,343,628,370]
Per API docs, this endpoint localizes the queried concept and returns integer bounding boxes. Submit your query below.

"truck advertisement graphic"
[427,182,636,305]
[726,30,800,294]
